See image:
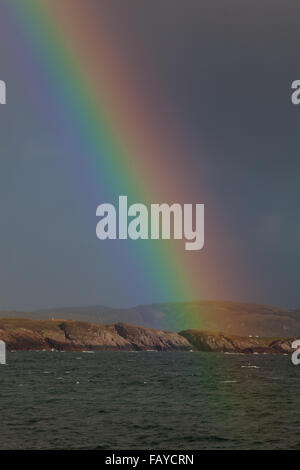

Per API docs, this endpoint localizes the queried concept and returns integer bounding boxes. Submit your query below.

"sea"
[0,351,299,450]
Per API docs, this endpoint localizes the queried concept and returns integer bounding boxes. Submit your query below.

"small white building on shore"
[0,340,6,364]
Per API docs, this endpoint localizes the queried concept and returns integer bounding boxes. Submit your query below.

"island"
[0,318,297,353]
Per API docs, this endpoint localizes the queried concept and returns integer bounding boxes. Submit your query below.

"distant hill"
[0,301,299,336]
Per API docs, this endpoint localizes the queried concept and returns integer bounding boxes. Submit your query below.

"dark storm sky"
[0,0,299,310]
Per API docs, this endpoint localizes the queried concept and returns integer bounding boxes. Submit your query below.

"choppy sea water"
[0,351,299,449]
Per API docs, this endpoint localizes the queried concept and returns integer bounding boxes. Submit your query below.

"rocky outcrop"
[179,329,298,354]
[114,322,191,351]
[3,300,300,337]
[0,319,192,351]
[0,318,298,353]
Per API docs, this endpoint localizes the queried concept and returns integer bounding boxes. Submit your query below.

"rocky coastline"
[0,318,297,354]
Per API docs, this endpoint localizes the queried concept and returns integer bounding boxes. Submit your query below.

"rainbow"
[4,1,232,330]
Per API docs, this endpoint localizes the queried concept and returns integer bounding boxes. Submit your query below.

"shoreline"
[0,318,298,354]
